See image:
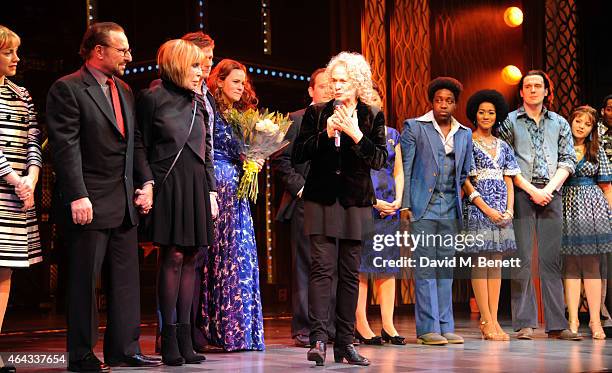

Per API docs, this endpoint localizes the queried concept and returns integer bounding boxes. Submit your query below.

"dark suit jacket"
[136,79,216,191]
[46,66,153,230]
[271,108,310,222]
[293,99,387,207]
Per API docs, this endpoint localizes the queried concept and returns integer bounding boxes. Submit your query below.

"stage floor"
[1,313,611,372]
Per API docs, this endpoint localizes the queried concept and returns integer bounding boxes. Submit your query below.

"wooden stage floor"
[0,313,611,372]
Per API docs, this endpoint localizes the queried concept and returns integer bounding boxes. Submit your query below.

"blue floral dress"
[464,139,520,253]
[200,114,265,351]
[371,126,400,220]
[561,147,612,255]
[360,126,400,274]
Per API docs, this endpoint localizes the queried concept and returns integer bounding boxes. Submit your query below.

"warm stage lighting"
[501,65,522,85]
[504,7,523,27]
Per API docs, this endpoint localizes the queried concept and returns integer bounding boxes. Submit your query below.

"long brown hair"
[207,59,258,113]
[569,105,599,164]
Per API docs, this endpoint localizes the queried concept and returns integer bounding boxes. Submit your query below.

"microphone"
[333,99,342,148]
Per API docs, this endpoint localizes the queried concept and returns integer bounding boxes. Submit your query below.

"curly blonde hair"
[325,52,376,106]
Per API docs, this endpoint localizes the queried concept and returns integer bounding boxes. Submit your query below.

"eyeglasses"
[101,44,132,57]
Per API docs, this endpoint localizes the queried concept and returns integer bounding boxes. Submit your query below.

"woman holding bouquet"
[136,39,213,365]
[294,52,387,366]
[199,59,265,351]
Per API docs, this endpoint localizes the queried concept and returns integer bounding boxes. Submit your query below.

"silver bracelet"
[468,191,481,203]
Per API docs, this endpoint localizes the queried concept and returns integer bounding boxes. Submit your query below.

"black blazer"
[149,78,217,167]
[293,99,387,207]
[271,108,310,222]
[46,66,153,229]
[136,79,216,191]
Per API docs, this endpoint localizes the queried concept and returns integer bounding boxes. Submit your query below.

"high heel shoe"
[333,344,370,366]
[568,320,581,335]
[479,320,506,341]
[307,341,327,366]
[589,321,606,340]
[381,328,406,345]
[493,321,510,341]
[354,330,383,345]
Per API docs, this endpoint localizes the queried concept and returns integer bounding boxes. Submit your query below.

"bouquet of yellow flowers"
[224,107,293,202]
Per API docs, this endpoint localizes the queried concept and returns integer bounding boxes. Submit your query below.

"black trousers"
[291,200,336,338]
[308,234,361,346]
[66,224,141,362]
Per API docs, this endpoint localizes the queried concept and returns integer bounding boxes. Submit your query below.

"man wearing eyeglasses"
[47,22,161,372]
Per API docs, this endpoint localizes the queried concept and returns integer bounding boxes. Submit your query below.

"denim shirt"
[498,106,576,182]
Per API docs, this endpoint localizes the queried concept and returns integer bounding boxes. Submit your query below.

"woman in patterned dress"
[200,59,265,351]
[355,86,405,345]
[462,90,519,341]
[561,105,612,340]
[0,25,43,331]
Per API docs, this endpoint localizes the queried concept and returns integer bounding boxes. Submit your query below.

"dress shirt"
[416,110,465,154]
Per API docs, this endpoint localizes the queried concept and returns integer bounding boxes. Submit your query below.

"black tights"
[158,245,197,325]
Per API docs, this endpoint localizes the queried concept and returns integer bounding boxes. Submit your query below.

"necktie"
[106,78,125,137]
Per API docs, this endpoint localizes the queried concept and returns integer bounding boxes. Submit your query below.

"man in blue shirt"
[498,70,580,340]
[400,77,472,345]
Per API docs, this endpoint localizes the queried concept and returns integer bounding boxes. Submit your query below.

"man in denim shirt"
[498,70,580,340]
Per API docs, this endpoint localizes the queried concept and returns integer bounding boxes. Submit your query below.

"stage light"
[198,1,205,30]
[504,7,523,27]
[261,1,272,55]
[501,65,522,85]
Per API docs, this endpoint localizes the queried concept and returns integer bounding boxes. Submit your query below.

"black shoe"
[67,352,110,372]
[355,330,383,345]
[106,353,162,367]
[333,344,370,366]
[294,334,311,347]
[177,323,206,364]
[307,341,326,366]
[161,324,186,366]
[381,328,407,345]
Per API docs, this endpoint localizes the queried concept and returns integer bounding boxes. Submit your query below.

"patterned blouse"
[598,121,612,163]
